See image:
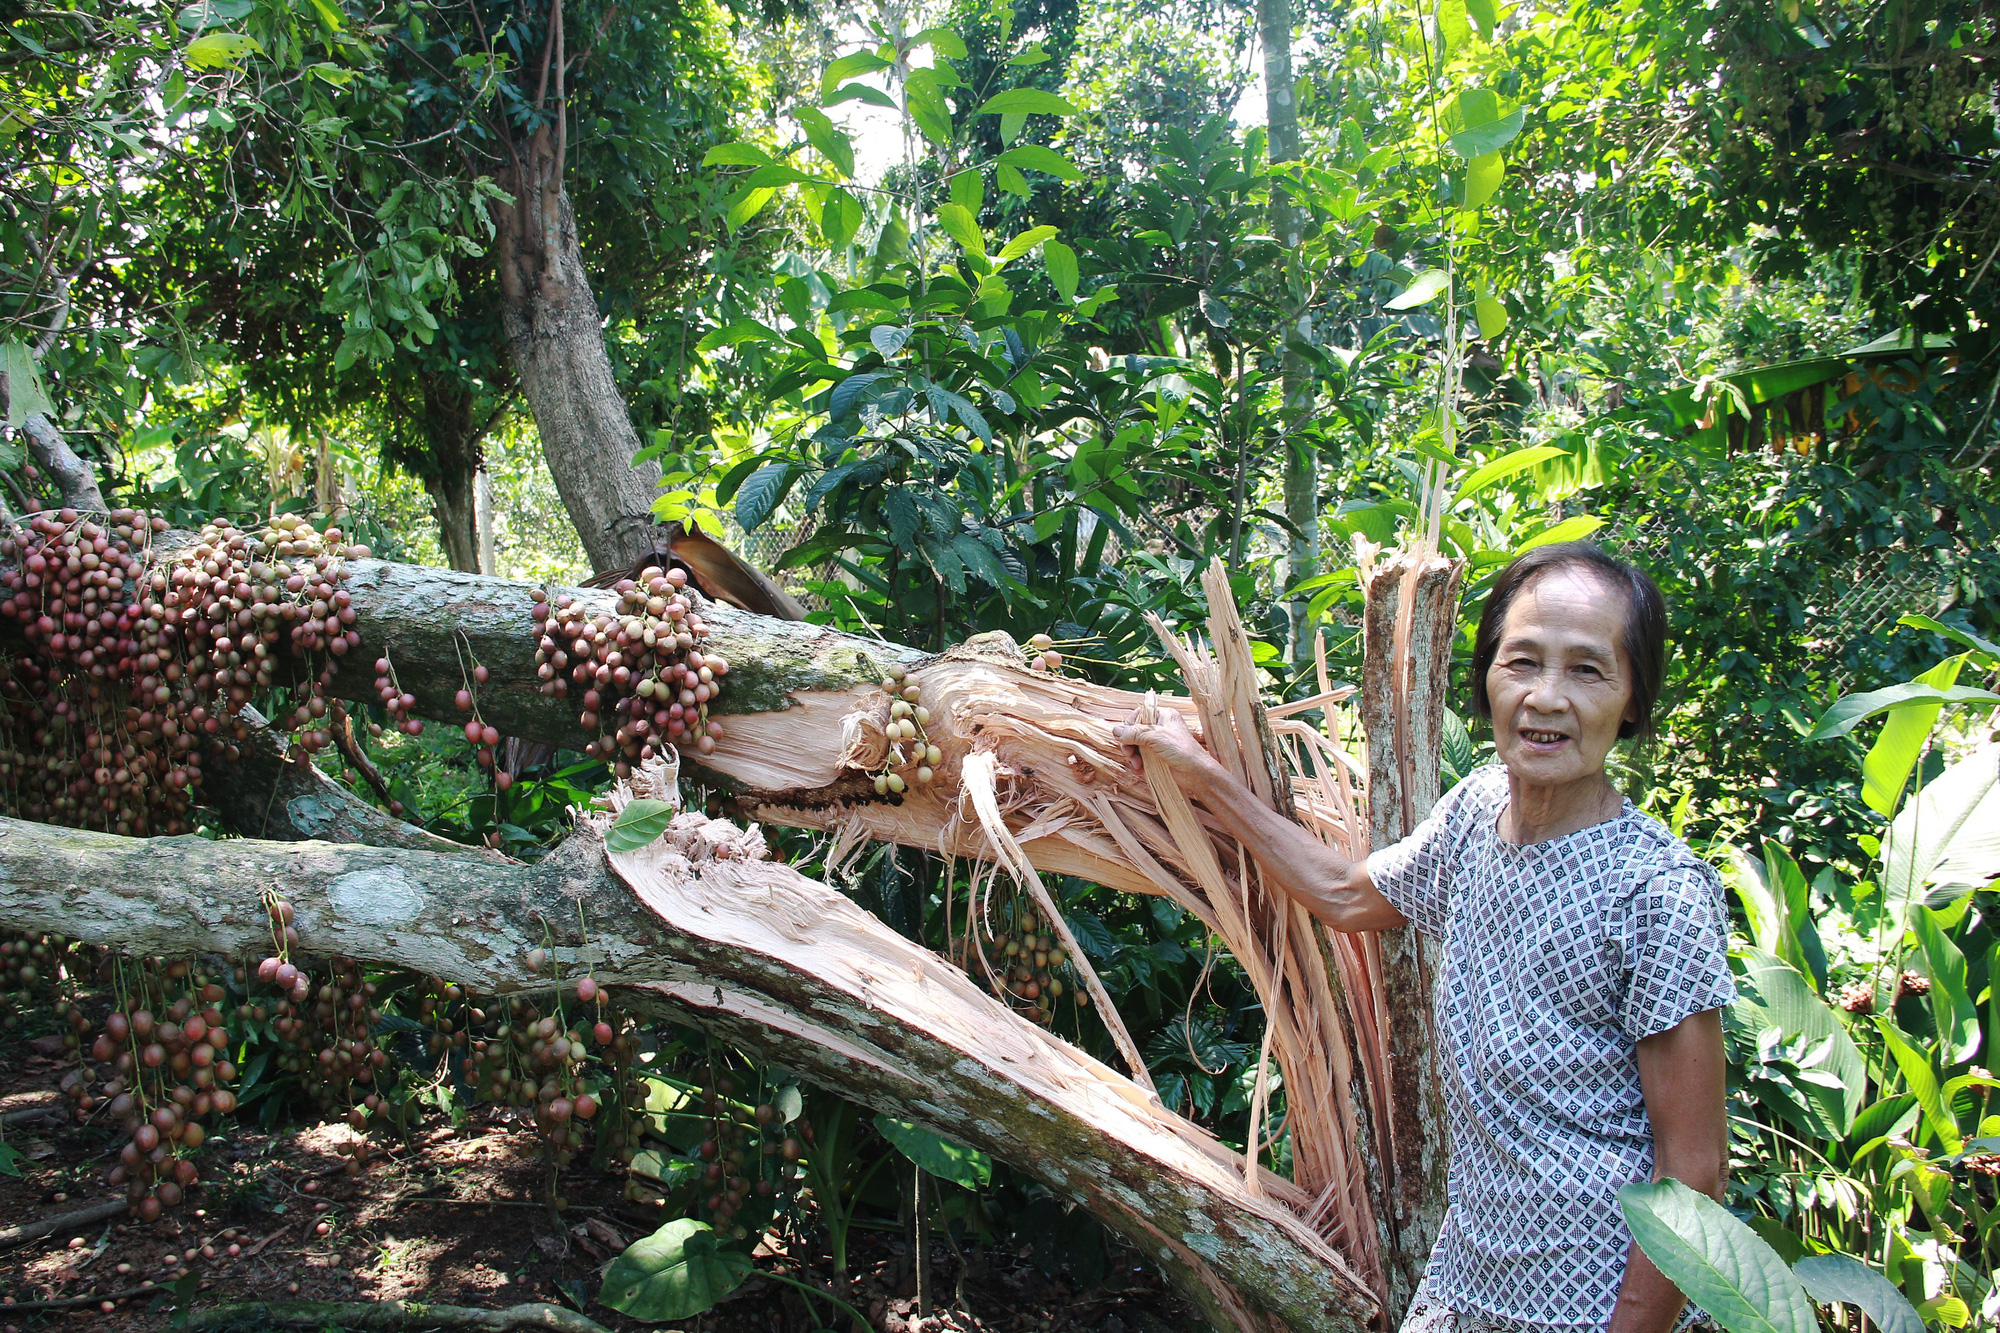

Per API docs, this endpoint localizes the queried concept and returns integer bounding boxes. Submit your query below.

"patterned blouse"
[1366,764,1737,1331]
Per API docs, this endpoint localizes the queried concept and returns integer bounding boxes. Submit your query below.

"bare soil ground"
[0,1018,1197,1333]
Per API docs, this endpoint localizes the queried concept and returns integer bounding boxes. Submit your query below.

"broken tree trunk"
[0,804,1377,1333]
[1358,552,1466,1316]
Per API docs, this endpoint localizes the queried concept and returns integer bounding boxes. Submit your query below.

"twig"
[0,1282,158,1311]
[0,1199,127,1249]
[182,1298,613,1332]
[240,1222,292,1258]
[330,701,397,809]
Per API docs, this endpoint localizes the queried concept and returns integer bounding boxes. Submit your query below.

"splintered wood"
[937,559,1391,1295]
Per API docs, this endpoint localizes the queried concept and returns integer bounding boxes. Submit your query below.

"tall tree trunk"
[425,463,481,575]
[1259,0,1318,662]
[493,123,662,574]
[1358,553,1465,1318]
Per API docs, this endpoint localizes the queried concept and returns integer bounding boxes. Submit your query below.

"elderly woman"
[1117,543,1734,1333]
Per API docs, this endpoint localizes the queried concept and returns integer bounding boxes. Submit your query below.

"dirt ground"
[0,1019,1198,1333]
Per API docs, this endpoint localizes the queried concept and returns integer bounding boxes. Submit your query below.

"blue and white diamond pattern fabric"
[1368,765,1737,1332]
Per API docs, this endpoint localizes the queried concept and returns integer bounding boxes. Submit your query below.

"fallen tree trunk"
[0,807,1377,1333]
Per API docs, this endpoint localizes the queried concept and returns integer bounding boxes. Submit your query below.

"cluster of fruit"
[870,662,942,796]
[529,566,730,775]
[249,901,388,1114]
[691,1066,807,1240]
[979,900,1083,1027]
[0,509,367,836]
[0,928,63,1028]
[450,658,513,789]
[1024,632,1064,673]
[70,957,238,1220]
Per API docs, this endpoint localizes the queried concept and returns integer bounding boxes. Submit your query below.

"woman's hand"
[1113,706,1218,780]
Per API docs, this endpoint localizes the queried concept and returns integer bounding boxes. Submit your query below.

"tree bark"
[493,126,662,575]
[0,809,1378,1333]
[1358,553,1465,1317]
[1259,0,1318,663]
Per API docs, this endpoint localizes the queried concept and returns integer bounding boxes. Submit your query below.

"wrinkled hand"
[1113,705,1216,780]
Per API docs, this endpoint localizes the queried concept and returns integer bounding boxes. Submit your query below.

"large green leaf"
[1762,841,1826,992]
[184,31,262,68]
[1804,683,2000,741]
[1617,1180,1817,1333]
[822,50,891,97]
[996,145,1083,181]
[1462,151,1504,208]
[1044,240,1078,300]
[1882,745,2000,918]
[734,461,795,531]
[0,340,54,428]
[973,88,1081,117]
[1898,615,2000,666]
[1455,443,1569,501]
[1733,949,1864,1134]
[1910,906,1979,1064]
[873,1115,992,1190]
[794,107,854,179]
[1793,1255,1925,1333]
[996,224,1059,263]
[1515,515,1606,552]
[1385,268,1449,309]
[1875,1018,1958,1151]
[1863,657,1966,816]
[1447,88,1524,158]
[598,1218,753,1322]
[936,202,986,256]
[608,799,679,853]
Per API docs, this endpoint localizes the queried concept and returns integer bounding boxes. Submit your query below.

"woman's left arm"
[1607,1008,1729,1333]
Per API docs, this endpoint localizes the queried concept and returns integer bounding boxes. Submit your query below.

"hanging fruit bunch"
[690,1061,804,1240]
[249,893,389,1121]
[978,897,1083,1028]
[0,927,68,1030]
[73,956,238,1221]
[529,565,729,776]
[0,508,368,835]
[869,661,943,798]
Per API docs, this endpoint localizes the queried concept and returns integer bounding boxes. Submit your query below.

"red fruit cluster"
[529,566,730,776]
[690,1067,804,1239]
[372,653,424,738]
[463,977,636,1190]
[79,958,237,1220]
[0,509,366,835]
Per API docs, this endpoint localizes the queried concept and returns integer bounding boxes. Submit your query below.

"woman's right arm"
[1114,709,1406,934]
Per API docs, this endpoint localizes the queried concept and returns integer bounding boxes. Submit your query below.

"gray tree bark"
[0,810,1377,1333]
[493,127,663,575]
[1259,0,1319,663]
[1358,553,1465,1317]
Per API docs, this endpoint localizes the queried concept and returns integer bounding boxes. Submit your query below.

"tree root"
[0,1199,128,1249]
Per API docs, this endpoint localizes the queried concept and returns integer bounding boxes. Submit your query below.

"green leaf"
[696,321,782,353]
[1910,906,1979,1064]
[1385,268,1449,309]
[176,0,255,31]
[1000,111,1028,145]
[821,187,864,251]
[1733,948,1865,1135]
[1448,88,1525,158]
[873,1115,992,1190]
[1882,744,1999,910]
[1464,0,1500,36]
[870,325,912,358]
[822,51,891,97]
[827,83,898,110]
[1875,1018,1958,1151]
[1862,657,1966,815]
[905,70,955,148]
[794,108,855,178]
[1804,682,2000,742]
[1435,0,1472,52]
[607,799,680,853]
[937,203,986,256]
[973,89,1081,117]
[1455,444,1565,500]
[723,186,777,232]
[183,31,261,68]
[703,142,773,168]
[996,163,1030,198]
[949,168,984,214]
[1617,1179,1818,1333]
[915,26,968,57]
[735,462,794,531]
[996,145,1083,181]
[1515,514,1605,551]
[598,1218,753,1322]
[0,340,54,427]
[1462,151,1504,207]
[1761,841,1826,992]
[1898,615,2000,666]
[996,225,1058,263]
[1043,240,1079,300]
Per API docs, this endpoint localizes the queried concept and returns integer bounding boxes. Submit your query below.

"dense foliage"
[4,0,1999,1326]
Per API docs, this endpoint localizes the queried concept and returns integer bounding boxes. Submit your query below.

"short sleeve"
[1617,862,1739,1040]
[1365,765,1501,937]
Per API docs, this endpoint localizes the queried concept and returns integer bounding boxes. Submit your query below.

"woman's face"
[1484,567,1639,792]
